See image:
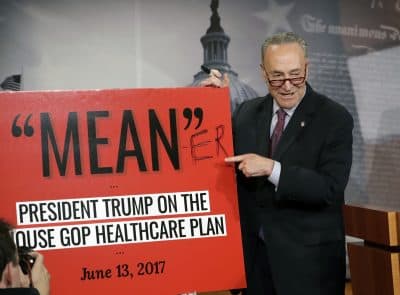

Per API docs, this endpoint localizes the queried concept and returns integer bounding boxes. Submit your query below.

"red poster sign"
[0,87,245,294]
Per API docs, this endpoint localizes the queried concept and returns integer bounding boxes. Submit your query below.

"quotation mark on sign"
[183,107,203,130]
[12,114,34,137]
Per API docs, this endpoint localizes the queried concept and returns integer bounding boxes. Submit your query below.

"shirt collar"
[272,100,297,117]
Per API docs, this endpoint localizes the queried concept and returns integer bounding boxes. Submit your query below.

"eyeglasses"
[265,66,307,88]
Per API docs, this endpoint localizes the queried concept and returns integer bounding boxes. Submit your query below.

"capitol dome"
[190,0,258,112]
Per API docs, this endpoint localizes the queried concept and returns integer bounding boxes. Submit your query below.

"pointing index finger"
[225,155,245,163]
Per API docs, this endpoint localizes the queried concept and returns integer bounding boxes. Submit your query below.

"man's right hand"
[200,69,230,88]
[225,153,275,177]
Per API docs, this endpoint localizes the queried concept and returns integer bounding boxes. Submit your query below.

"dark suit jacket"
[233,84,353,295]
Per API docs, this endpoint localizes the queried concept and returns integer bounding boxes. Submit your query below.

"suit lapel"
[256,95,273,157]
[273,85,318,160]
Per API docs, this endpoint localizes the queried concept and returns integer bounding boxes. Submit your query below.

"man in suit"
[201,32,353,294]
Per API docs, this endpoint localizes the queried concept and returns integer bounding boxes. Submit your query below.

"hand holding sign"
[200,68,230,88]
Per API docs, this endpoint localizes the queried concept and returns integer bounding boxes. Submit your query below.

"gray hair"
[261,32,308,61]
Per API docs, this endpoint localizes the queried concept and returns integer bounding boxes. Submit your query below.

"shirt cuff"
[268,160,281,189]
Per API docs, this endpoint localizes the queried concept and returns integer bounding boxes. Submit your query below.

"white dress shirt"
[267,100,299,189]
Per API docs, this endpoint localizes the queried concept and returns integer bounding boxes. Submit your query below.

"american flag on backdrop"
[1,74,21,91]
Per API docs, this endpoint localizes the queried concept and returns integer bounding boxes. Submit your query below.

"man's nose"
[282,79,292,90]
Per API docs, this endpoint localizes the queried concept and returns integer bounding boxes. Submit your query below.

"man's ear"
[260,64,267,81]
[305,60,309,79]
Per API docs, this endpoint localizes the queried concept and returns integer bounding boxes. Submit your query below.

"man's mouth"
[280,92,294,97]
